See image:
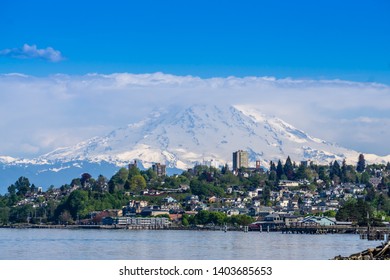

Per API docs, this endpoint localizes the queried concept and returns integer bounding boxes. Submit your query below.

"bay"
[0,228,383,260]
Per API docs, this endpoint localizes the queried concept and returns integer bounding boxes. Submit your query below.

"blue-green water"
[0,228,383,260]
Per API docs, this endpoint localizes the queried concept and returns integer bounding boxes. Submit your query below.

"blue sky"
[0,0,390,159]
[1,0,389,83]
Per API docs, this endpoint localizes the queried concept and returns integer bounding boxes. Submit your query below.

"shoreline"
[2,223,387,233]
[2,223,390,242]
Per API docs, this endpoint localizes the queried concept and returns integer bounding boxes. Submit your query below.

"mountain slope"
[2,104,390,192]
[38,104,389,168]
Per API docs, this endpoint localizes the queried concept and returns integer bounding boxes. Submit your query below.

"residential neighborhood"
[1,152,390,231]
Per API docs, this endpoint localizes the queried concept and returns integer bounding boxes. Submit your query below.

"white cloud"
[0,44,64,62]
[0,72,389,157]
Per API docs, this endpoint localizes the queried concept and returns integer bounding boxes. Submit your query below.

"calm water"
[0,228,383,260]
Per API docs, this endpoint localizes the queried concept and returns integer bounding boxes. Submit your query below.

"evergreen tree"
[341,159,347,183]
[295,163,306,180]
[128,165,141,179]
[318,166,329,182]
[356,154,366,173]
[221,164,229,174]
[268,170,277,181]
[269,161,276,172]
[330,161,341,181]
[276,160,284,180]
[283,156,294,180]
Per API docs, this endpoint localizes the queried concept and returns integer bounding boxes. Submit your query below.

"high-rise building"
[152,163,166,177]
[232,150,249,170]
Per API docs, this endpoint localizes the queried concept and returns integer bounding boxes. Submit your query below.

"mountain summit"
[38,104,386,168]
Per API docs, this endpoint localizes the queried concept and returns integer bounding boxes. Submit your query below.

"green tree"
[269,161,276,172]
[108,167,129,192]
[129,175,147,193]
[336,199,373,226]
[318,166,329,182]
[209,211,227,225]
[181,214,190,226]
[195,210,210,224]
[59,210,74,224]
[15,176,31,197]
[295,164,307,180]
[276,160,284,180]
[63,190,91,219]
[0,207,10,224]
[261,185,271,206]
[283,156,294,180]
[356,154,366,173]
[92,175,108,192]
[229,214,255,226]
[9,204,34,223]
[128,165,141,179]
[341,159,347,182]
[190,179,224,198]
[360,171,370,185]
[70,178,82,187]
[80,173,92,188]
[330,161,341,183]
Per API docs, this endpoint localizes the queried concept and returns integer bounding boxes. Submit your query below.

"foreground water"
[0,228,383,260]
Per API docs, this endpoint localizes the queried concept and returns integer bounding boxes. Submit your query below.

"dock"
[282,225,358,234]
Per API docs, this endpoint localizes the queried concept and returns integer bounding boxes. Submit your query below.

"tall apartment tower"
[232,150,249,171]
[152,163,166,177]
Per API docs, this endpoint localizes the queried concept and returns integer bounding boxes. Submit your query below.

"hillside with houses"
[1,153,390,231]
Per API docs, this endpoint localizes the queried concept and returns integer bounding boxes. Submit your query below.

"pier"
[281,225,390,239]
[282,225,358,235]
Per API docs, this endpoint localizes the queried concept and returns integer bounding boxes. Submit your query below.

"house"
[102,216,171,227]
[140,206,170,217]
[257,206,275,218]
[316,201,328,212]
[123,200,148,216]
[163,196,177,204]
[287,199,299,212]
[249,213,285,230]
[282,215,301,226]
[369,177,382,188]
[179,184,190,192]
[279,180,299,188]
[301,216,336,226]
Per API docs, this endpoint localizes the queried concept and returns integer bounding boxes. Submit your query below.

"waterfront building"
[102,216,171,227]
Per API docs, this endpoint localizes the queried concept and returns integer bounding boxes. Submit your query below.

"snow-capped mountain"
[35,104,390,167]
[1,104,389,192]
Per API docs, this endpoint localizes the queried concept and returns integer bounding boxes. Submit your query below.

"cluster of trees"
[182,210,255,227]
[267,154,377,186]
[335,199,386,226]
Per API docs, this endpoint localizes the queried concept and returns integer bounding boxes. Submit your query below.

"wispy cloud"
[0,44,64,62]
[0,73,389,157]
